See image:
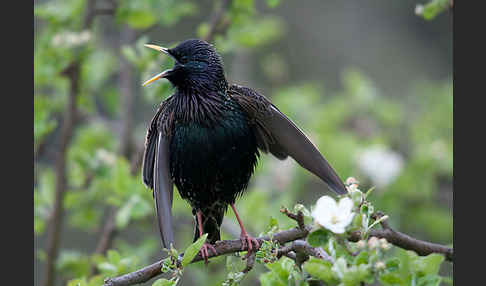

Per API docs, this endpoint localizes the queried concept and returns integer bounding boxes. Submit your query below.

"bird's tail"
[193,205,226,244]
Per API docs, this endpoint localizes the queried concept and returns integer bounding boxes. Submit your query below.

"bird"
[141,39,347,263]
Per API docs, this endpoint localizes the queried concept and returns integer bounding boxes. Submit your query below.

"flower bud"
[356,240,366,249]
[368,237,379,249]
[350,188,364,205]
[345,177,359,186]
[375,261,386,270]
[378,238,391,250]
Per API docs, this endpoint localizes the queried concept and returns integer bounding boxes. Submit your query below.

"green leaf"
[34,0,86,28]
[159,2,196,26]
[379,272,404,285]
[226,255,246,273]
[416,274,442,286]
[87,275,106,286]
[293,203,311,218]
[354,251,369,265]
[307,228,331,247]
[262,257,301,285]
[410,253,444,276]
[223,271,245,286]
[259,271,284,286]
[342,264,373,286]
[181,233,208,267]
[107,250,121,264]
[303,257,338,284]
[385,257,401,272]
[265,216,280,236]
[265,0,281,8]
[331,257,348,279]
[121,46,139,66]
[121,10,157,29]
[152,278,176,286]
[115,202,132,229]
[97,262,117,274]
[416,0,450,20]
[56,250,90,278]
[67,278,88,286]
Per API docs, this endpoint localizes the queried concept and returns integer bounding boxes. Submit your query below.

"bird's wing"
[229,84,347,195]
[142,105,175,248]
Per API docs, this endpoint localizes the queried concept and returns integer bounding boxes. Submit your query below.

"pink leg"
[231,204,260,255]
[196,210,217,264]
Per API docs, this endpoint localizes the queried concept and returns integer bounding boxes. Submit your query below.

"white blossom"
[415,4,424,16]
[375,261,386,270]
[52,30,91,48]
[356,146,404,189]
[96,149,116,166]
[311,196,355,234]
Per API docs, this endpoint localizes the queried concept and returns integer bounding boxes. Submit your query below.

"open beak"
[142,44,173,87]
[144,44,170,54]
[142,70,171,86]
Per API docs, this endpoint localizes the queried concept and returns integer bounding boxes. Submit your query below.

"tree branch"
[203,0,232,43]
[91,8,139,273]
[349,227,453,261]
[103,210,453,286]
[103,225,311,286]
[118,26,137,159]
[41,62,80,286]
[349,211,453,262]
[90,208,119,275]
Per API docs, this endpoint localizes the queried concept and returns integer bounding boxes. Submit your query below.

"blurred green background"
[34,0,452,285]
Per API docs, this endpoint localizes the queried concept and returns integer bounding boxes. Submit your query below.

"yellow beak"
[144,44,169,54]
[142,71,167,86]
[142,44,172,86]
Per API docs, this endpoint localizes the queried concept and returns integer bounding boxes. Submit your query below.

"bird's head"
[143,39,227,92]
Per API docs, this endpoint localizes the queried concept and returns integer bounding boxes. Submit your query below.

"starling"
[141,39,347,263]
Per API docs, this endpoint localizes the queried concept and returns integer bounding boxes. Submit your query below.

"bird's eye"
[179,56,188,63]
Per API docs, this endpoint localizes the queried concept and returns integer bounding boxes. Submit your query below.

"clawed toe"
[199,242,217,265]
[240,234,260,256]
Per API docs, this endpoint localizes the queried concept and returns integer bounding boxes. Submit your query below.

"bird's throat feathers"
[171,88,230,127]
[174,75,228,96]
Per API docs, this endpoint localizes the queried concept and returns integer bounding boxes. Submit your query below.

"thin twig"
[242,252,256,273]
[41,62,80,286]
[118,26,137,159]
[40,2,99,285]
[277,239,333,269]
[91,9,138,271]
[291,240,334,263]
[280,207,305,230]
[90,208,119,275]
[203,0,232,43]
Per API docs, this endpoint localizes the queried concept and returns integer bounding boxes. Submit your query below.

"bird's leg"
[196,210,217,264]
[231,204,260,256]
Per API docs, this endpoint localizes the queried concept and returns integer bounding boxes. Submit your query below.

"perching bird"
[141,39,347,263]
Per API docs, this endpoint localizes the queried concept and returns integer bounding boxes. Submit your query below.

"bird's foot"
[199,242,217,265]
[240,232,260,258]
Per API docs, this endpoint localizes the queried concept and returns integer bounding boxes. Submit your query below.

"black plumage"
[141,39,347,262]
